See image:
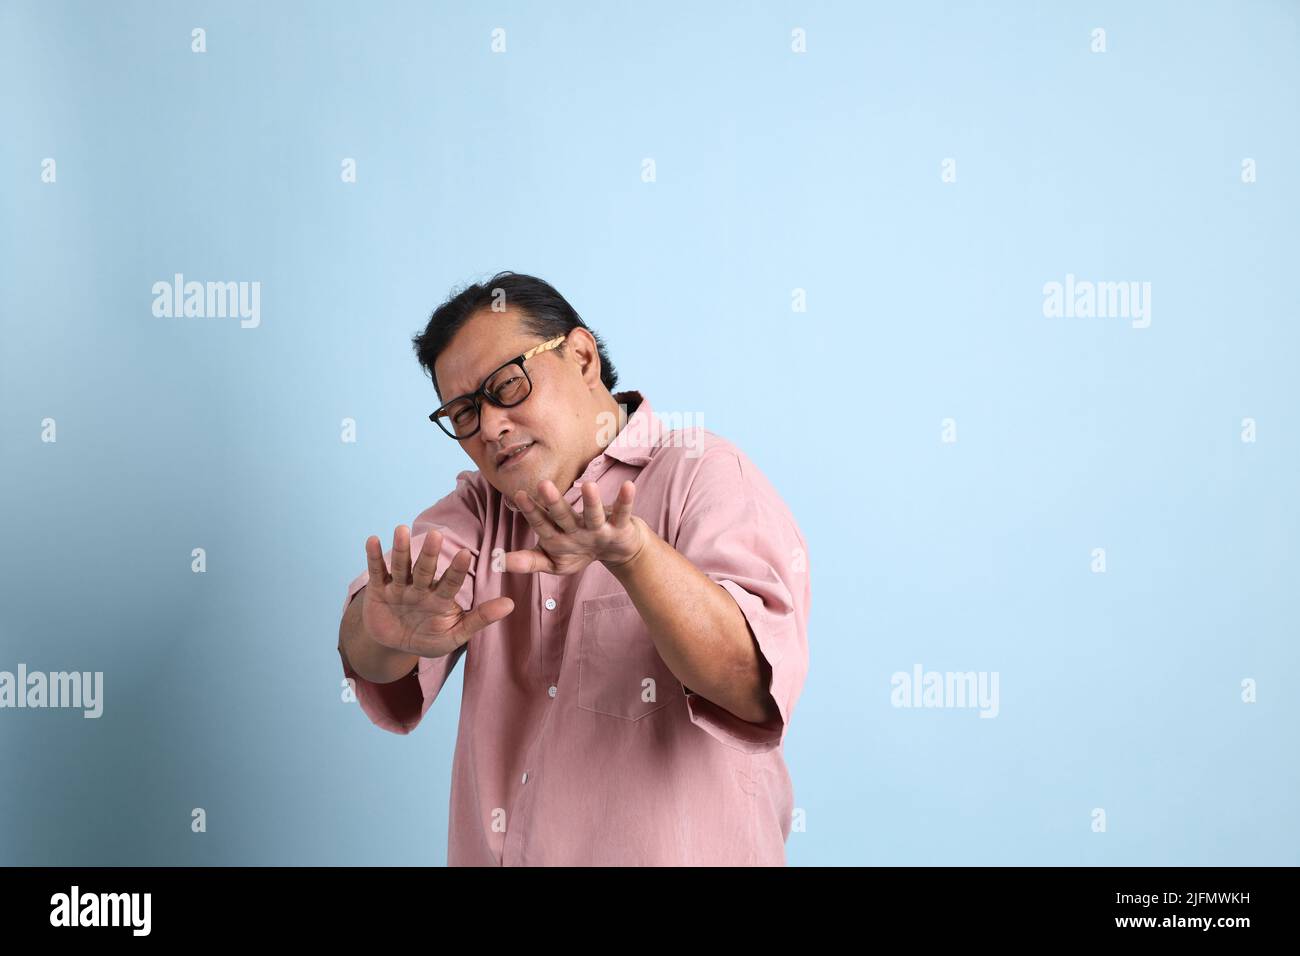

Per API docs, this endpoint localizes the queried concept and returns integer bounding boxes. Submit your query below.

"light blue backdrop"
[2,1,1296,865]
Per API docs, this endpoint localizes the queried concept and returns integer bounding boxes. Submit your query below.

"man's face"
[433,307,606,503]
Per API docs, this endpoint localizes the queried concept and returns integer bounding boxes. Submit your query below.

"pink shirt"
[339,390,811,865]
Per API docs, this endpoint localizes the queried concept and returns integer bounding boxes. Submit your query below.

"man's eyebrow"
[441,349,514,402]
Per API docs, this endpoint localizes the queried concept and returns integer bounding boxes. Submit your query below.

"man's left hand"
[503,479,648,575]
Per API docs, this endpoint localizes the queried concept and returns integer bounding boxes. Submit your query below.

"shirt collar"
[601,390,661,466]
[502,389,660,512]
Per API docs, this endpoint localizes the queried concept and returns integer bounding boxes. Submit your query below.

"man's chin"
[498,466,546,502]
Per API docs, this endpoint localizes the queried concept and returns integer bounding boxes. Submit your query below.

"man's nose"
[478,400,514,445]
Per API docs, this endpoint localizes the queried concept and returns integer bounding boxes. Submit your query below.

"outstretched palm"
[503,479,647,575]
[361,525,515,658]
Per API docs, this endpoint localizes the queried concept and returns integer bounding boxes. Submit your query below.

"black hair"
[413,271,618,401]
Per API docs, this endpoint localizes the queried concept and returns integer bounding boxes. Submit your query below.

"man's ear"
[571,328,603,388]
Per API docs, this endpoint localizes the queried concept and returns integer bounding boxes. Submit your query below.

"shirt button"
[544,597,556,610]
[548,684,557,698]
[521,771,529,784]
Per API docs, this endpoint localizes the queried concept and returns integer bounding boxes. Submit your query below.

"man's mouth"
[496,442,534,468]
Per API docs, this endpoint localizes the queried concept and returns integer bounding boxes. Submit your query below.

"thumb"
[502,548,553,574]
[455,596,516,641]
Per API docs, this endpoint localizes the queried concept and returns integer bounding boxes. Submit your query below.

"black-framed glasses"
[428,334,567,439]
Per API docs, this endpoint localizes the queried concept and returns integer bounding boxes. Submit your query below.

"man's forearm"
[606,517,778,725]
[338,587,419,684]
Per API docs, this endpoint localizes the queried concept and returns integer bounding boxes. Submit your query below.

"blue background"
[1,0,1296,865]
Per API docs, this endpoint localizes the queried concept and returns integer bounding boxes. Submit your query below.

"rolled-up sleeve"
[670,443,811,754]
[338,471,485,735]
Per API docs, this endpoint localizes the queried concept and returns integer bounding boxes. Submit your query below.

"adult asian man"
[338,271,810,865]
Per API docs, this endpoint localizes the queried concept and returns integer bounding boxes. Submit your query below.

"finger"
[514,488,562,542]
[581,481,606,531]
[537,479,580,533]
[365,535,392,588]
[432,548,472,603]
[443,596,516,651]
[411,528,443,590]
[391,525,412,585]
[609,480,636,527]
[501,548,556,574]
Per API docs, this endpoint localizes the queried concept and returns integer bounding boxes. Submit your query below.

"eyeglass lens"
[436,362,530,437]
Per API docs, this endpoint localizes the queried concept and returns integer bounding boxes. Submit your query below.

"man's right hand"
[361,525,515,659]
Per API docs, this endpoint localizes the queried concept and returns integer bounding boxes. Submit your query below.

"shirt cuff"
[682,578,793,754]
[340,643,429,735]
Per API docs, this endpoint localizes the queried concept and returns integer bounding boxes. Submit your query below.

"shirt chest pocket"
[578,592,681,720]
